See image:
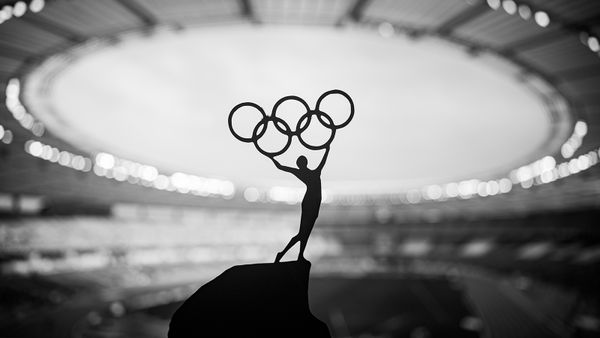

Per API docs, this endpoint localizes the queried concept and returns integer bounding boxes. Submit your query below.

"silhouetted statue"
[271,148,329,262]
[229,90,354,261]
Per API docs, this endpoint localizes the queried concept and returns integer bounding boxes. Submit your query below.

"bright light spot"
[0,6,13,21]
[487,180,500,195]
[540,170,555,184]
[58,151,71,166]
[462,240,493,257]
[518,4,531,19]
[520,179,533,189]
[487,0,501,10]
[568,158,580,174]
[406,190,421,203]
[268,186,301,204]
[557,162,570,178]
[425,185,442,200]
[153,175,169,190]
[109,302,126,317]
[29,0,45,13]
[519,242,552,259]
[27,141,43,157]
[12,1,26,17]
[6,78,19,98]
[477,182,488,197]
[458,180,477,198]
[50,148,60,162]
[401,240,431,256]
[534,11,550,27]
[540,156,555,172]
[577,155,590,171]
[96,152,115,169]
[516,166,532,182]
[502,0,517,15]
[0,125,4,139]
[243,187,260,202]
[499,178,512,193]
[32,122,44,136]
[71,156,85,170]
[461,317,484,332]
[171,172,190,192]
[378,22,394,38]
[93,164,107,176]
[575,121,588,137]
[113,166,128,181]
[561,143,574,158]
[41,145,52,160]
[445,182,459,198]
[1,130,13,144]
[140,165,158,181]
[83,158,92,172]
[220,181,235,197]
[588,36,600,52]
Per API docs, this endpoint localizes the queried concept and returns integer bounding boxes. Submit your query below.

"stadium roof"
[1,0,600,215]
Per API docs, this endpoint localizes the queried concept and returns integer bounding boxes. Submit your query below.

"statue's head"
[296,155,308,169]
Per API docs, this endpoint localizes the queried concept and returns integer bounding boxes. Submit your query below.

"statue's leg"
[275,234,300,263]
[297,214,317,260]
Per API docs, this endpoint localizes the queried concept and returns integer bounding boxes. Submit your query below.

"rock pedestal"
[168,260,330,338]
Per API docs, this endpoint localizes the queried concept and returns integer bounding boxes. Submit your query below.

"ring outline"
[252,115,292,157]
[228,102,267,143]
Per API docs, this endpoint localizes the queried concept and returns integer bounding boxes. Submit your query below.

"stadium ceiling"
[0,0,600,215]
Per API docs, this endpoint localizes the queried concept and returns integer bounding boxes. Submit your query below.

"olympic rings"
[228,102,266,143]
[271,95,310,136]
[296,110,336,150]
[228,89,354,158]
[315,89,354,129]
[252,115,292,157]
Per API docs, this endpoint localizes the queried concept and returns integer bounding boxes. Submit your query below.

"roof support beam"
[436,2,488,36]
[0,43,30,61]
[21,15,86,43]
[115,0,158,27]
[501,30,566,53]
[347,0,371,22]
[555,65,600,81]
[239,0,257,23]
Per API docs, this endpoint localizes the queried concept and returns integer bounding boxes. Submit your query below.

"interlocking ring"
[228,89,354,158]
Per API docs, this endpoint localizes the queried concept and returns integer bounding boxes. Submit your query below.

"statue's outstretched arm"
[271,157,299,175]
[316,147,330,172]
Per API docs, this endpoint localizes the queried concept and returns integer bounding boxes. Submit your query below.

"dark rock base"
[168,260,330,338]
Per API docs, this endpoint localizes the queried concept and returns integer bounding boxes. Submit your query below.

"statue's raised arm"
[315,147,330,173]
[271,157,299,176]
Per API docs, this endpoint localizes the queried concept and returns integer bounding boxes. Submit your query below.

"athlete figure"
[271,147,330,262]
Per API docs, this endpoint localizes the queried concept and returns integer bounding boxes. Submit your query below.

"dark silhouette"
[168,260,330,338]
[170,90,352,336]
[228,90,354,261]
[272,147,330,262]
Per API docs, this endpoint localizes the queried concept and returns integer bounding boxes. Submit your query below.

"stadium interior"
[1,0,600,337]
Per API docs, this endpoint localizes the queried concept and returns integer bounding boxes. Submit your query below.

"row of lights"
[94,152,235,198]
[5,79,45,137]
[0,0,45,24]
[8,77,235,199]
[485,0,550,27]
[0,124,14,145]
[25,140,93,172]
[333,146,600,206]
[561,121,587,158]
[486,0,600,58]
[242,186,332,205]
